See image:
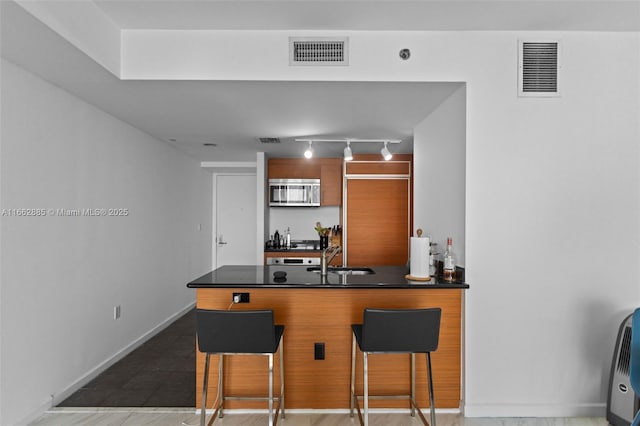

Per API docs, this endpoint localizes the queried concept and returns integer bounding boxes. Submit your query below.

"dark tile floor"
[58,309,196,407]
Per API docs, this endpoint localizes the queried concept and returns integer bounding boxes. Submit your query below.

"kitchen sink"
[306,267,375,275]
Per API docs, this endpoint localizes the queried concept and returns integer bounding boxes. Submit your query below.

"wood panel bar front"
[195,287,462,410]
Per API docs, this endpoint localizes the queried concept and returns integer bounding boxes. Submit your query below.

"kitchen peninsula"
[187,265,469,410]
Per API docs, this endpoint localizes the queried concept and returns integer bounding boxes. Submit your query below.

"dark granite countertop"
[187,265,469,289]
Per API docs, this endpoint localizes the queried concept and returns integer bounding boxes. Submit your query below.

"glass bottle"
[443,237,455,281]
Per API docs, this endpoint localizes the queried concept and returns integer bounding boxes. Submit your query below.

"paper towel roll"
[410,236,430,278]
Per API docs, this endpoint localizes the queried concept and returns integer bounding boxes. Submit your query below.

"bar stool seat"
[350,307,441,426]
[195,309,285,426]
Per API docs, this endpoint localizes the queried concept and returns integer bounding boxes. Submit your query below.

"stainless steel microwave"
[269,179,320,207]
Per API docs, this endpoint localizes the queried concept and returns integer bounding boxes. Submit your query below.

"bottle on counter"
[285,227,291,250]
[443,237,455,281]
[274,229,280,249]
[429,239,438,277]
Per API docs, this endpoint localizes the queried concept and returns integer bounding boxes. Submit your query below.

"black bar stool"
[195,309,285,426]
[350,308,441,426]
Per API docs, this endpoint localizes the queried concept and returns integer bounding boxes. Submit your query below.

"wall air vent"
[289,37,349,66]
[518,40,561,97]
[257,137,281,144]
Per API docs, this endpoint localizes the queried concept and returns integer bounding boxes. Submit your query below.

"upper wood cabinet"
[320,159,342,206]
[268,158,320,179]
[343,154,413,266]
[268,158,343,206]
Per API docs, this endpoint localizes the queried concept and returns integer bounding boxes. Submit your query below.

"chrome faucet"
[320,245,342,276]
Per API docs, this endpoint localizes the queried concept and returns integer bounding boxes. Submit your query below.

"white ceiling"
[2,1,638,161]
[93,0,640,32]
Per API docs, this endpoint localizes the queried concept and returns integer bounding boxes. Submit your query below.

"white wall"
[462,32,639,417]
[414,85,466,266]
[0,59,212,425]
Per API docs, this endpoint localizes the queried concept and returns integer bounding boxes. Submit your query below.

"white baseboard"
[464,402,606,418]
[197,407,462,415]
[19,301,197,425]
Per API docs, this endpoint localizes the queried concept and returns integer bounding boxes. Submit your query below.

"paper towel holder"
[406,228,431,282]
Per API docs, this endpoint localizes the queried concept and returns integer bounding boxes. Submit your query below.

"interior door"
[345,178,410,266]
[215,174,257,268]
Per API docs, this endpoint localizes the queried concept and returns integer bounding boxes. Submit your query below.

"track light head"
[381,141,393,161]
[304,141,313,159]
[344,142,353,161]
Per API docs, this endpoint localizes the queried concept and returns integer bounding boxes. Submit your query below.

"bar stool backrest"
[196,309,278,354]
[361,308,441,353]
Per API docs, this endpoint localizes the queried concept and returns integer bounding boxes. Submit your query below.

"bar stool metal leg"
[427,352,436,426]
[411,353,416,417]
[363,351,369,426]
[350,334,356,417]
[279,336,286,420]
[268,353,274,426]
[218,354,225,419]
[200,354,210,426]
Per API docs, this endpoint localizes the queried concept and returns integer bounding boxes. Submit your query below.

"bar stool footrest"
[351,393,432,426]
[207,395,284,426]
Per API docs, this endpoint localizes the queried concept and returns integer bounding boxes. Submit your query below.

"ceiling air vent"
[289,37,349,66]
[257,137,281,144]
[518,40,560,97]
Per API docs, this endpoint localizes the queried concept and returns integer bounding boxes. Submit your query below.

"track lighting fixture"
[295,138,400,160]
[343,141,353,161]
[304,141,314,159]
[381,141,393,161]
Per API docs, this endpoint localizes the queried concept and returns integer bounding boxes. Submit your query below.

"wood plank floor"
[29,409,609,426]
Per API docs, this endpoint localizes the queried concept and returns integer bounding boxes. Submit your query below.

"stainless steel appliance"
[269,179,320,207]
[266,257,320,266]
[607,313,639,426]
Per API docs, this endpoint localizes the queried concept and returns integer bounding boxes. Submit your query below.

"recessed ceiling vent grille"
[289,37,349,66]
[257,137,281,144]
[518,40,560,97]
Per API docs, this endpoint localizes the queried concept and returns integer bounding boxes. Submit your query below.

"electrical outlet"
[314,342,325,360]
[113,305,121,320]
[232,292,250,303]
